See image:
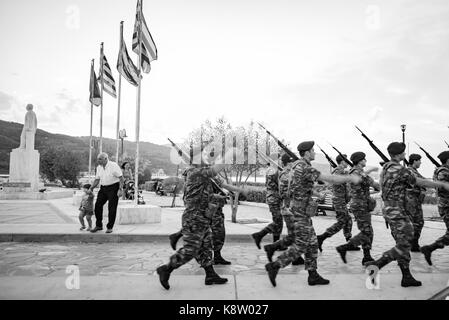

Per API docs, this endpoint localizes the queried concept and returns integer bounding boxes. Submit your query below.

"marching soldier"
[317,154,359,252]
[365,143,449,287]
[264,153,304,266]
[405,154,426,252]
[264,141,362,287]
[251,158,284,249]
[420,150,449,265]
[157,149,246,290]
[336,152,380,265]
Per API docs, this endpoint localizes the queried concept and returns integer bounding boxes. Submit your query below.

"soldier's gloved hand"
[366,167,379,174]
[442,182,449,192]
[349,174,362,185]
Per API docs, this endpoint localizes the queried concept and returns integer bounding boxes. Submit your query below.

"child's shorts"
[80,209,94,216]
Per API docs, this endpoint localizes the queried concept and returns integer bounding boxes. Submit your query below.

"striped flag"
[99,54,117,98]
[117,28,140,87]
[89,61,101,106]
[132,0,158,73]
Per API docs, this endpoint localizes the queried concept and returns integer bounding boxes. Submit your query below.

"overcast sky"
[0,0,448,177]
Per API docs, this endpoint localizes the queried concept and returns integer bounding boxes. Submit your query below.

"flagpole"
[134,3,143,206]
[116,22,124,163]
[99,42,104,154]
[89,59,94,181]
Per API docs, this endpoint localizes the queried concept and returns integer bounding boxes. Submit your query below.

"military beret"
[336,154,347,164]
[350,152,366,164]
[409,153,421,164]
[387,142,406,156]
[297,141,315,152]
[281,153,293,164]
[437,151,449,165]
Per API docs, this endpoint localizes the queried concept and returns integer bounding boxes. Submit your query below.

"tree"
[54,148,82,187]
[40,146,82,187]
[182,117,279,222]
[40,147,59,182]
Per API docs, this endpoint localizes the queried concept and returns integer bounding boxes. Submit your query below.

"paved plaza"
[0,191,448,300]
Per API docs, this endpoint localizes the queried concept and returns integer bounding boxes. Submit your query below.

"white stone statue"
[19,104,37,150]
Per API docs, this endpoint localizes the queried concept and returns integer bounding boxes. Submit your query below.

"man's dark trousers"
[94,182,120,229]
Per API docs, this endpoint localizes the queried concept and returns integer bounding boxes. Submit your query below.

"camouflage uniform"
[178,169,227,252]
[405,166,426,244]
[209,177,227,252]
[167,166,217,269]
[378,160,416,267]
[263,166,283,238]
[324,167,352,239]
[272,165,295,249]
[346,167,375,250]
[275,158,321,271]
[432,165,449,248]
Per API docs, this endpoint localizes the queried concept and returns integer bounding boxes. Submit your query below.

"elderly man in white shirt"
[89,152,124,233]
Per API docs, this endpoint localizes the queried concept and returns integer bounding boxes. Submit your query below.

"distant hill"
[0,119,181,175]
[0,119,333,178]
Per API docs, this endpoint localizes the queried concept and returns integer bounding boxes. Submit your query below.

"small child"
[78,183,94,231]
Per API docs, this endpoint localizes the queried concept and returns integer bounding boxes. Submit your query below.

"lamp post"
[401,124,406,165]
[119,129,127,163]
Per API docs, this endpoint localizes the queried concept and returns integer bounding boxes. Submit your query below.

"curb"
[0,233,255,243]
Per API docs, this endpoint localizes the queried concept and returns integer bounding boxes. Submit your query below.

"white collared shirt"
[95,161,123,186]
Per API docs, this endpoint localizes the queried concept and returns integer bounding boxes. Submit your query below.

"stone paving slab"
[236,274,449,300]
[0,274,447,300]
[0,275,237,300]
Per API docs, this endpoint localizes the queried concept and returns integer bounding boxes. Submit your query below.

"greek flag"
[132,0,158,73]
[99,54,117,98]
[89,62,101,106]
[117,30,140,87]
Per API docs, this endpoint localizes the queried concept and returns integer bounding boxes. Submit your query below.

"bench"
[315,193,335,216]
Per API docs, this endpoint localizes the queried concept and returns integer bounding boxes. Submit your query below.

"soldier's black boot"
[214,250,231,265]
[204,265,228,285]
[292,255,305,265]
[156,264,174,290]
[264,243,277,262]
[265,262,280,287]
[252,229,269,249]
[345,237,361,251]
[336,243,349,263]
[317,232,330,252]
[307,270,330,286]
[169,231,183,251]
[399,265,422,287]
[420,243,442,266]
[361,248,374,265]
[364,254,390,270]
[410,239,421,253]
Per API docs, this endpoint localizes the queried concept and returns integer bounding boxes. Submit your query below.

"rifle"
[329,143,354,167]
[355,126,409,166]
[167,138,227,196]
[414,142,441,167]
[257,122,299,161]
[256,149,283,171]
[445,140,449,148]
[316,144,337,168]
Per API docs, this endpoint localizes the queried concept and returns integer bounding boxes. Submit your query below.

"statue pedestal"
[9,148,40,192]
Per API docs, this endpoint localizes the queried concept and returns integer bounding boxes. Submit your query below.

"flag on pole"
[132,0,158,73]
[89,61,101,106]
[117,28,140,87]
[99,54,117,98]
